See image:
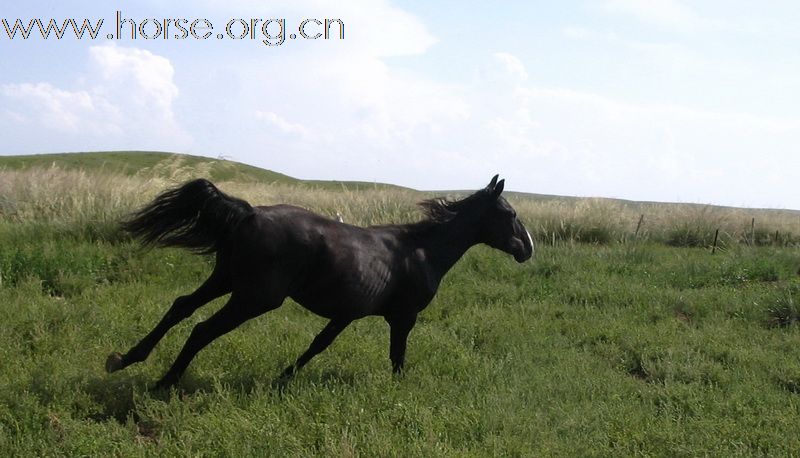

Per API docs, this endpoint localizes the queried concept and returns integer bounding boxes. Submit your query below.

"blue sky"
[1,0,798,209]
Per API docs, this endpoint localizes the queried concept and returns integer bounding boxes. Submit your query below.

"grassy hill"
[0,151,408,191]
[0,151,282,181]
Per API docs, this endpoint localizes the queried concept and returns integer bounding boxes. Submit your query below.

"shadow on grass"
[80,365,365,425]
[219,366,365,395]
[81,373,154,424]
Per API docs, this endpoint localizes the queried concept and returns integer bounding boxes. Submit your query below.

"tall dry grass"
[0,166,798,247]
[0,167,155,224]
[508,195,800,247]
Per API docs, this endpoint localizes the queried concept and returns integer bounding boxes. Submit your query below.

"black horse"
[106,175,533,389]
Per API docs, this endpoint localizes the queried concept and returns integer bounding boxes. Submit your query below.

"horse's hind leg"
[106,268,231,374]
[153,293,277,389]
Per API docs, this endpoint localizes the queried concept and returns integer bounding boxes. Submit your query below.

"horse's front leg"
[280,319,352,379]
[386,313,417,374]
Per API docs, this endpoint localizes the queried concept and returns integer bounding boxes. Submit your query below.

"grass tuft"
[765,289,800,328]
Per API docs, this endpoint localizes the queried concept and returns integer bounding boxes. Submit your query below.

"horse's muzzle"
[513,229,534,263]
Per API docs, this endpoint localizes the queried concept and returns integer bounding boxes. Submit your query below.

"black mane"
[417,189,488,224]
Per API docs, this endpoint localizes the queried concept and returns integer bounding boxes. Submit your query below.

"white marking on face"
[525,229,534,254]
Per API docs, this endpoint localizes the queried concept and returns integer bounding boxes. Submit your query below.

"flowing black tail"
[122,179,253,254]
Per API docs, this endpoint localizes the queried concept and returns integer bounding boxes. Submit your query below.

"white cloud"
[493,52,529,82]
[1,44,190,150]
[254,111,310,136]
[90,45,178,114]
[1,82,119,135]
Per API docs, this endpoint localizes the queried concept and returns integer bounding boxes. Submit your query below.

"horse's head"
[476,175,534,263]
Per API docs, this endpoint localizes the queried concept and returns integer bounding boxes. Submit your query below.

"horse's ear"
[487,174,499,191]
[492,179,505,198]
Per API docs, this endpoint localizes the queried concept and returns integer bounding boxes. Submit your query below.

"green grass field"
[1,152,800,456]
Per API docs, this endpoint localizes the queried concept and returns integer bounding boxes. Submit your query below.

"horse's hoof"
[151,376,177,392]
[270,375,291,391]
[105,352,125,373]
[270,367,295,390]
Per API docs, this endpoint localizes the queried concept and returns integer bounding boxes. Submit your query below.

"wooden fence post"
[712,228,720,254]
[634,214,644,240]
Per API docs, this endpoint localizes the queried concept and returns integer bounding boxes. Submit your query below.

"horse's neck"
[421,219,479,276]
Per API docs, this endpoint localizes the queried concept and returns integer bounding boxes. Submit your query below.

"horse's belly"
[290,271,393,319]
[289,290,383,320]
